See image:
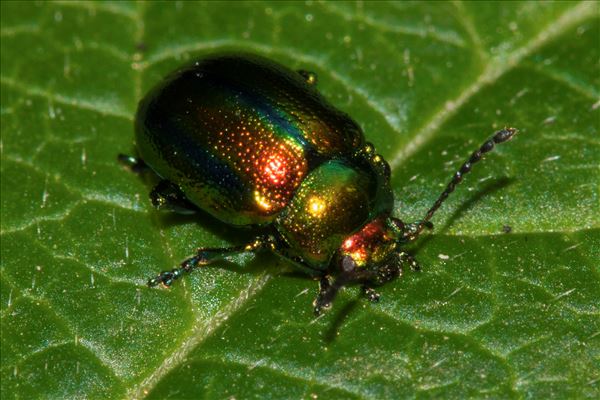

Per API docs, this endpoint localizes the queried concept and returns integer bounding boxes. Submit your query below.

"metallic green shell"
[135,53,365,226]
[276,159,392,268]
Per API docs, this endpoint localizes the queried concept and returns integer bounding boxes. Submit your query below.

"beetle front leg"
[313,276,335,316]
[373,251,420,284]
[398,251,420,272]
[313,268,384,314]
[313,271,369,315]
[148,235,277,287]
[360,252,419,303]
[313,275,334,315]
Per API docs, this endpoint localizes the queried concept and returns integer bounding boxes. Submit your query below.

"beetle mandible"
[120,53,516,314]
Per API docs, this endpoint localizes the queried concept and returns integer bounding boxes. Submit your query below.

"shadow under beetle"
[120,53,516,315]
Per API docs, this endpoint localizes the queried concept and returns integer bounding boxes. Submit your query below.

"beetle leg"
[313,274,342,316]
[150,180,197,214]
[312,251,420,314]
[359,252,418,304]
[313,271,371,315]
[147,235,278,287]
[361,286,381,302]
[117,153,148,173]
[398,251,420,272]
[318,275,331,291]
[313,275,332,313]
[297,70,317,86]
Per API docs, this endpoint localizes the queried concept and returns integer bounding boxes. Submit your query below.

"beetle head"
[336,216,407,279]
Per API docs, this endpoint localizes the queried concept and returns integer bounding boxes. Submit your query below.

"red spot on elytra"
[264,154,287,184]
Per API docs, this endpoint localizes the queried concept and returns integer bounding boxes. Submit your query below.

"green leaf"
[1,1,598,399]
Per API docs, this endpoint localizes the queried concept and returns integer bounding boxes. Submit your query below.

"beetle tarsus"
[148,271,175,287]
[147,276,161,287]
[399,252,420,272]
[118,153,148,173]
[313,294,334,316]
[362,286,381,302]
[313,272,357,315]
[313,275,334,315]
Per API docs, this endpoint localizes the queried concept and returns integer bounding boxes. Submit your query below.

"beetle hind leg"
[148,248,242,287]
[148,235,278,287]
[150,180,198,214]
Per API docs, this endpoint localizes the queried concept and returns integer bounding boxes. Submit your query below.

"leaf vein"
[129,273,272,399]
[0,75,132,121]
[389,1,597,170]
[53,0,137,21]
[320,2,466,48]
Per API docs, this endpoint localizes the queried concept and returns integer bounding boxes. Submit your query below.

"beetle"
[120,53,516,315]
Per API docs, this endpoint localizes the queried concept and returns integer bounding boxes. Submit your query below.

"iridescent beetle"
[120,53,516,314]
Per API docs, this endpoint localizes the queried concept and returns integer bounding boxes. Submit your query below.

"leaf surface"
[1,2,599,399]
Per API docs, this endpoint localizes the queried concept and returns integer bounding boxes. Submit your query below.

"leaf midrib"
[388,0,596,169]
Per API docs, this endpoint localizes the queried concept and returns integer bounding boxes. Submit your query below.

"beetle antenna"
[404,127,517,241]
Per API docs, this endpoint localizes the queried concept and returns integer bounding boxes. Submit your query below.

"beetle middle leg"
[148,235,278,287]
[150,180,197,214]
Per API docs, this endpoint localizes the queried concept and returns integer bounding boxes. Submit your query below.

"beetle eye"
[341,255,356,272]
